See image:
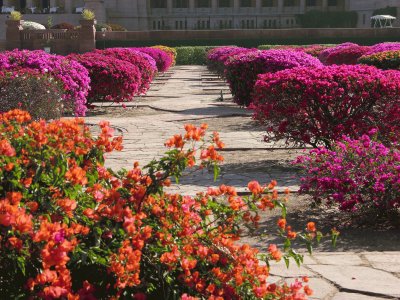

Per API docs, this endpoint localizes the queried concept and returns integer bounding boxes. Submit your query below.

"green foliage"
[9,11,22,21]
[81,9,95,21]
[297,10,358,28]
[175,46,217,65]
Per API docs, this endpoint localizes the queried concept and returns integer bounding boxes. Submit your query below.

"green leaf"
[284,256,290,268]
[17,256,26,276]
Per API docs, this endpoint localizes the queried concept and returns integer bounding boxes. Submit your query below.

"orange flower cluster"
[0,110,319,299]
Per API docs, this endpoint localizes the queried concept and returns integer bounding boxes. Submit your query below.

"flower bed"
[318,42,359,64]
[0,110,327,299]
[359,50,400,70]
[252,65,400,148]
[365,42,400,55]
[225,50,322,106]
[295,131,400,212]
[206,46,254,76]
[131,47,173,72]
[320,44,370,65]
[0,49,89,116]
[0,68,63,120]
[152,45,177,66]
[68,52,142,103]
[95,48,157,94]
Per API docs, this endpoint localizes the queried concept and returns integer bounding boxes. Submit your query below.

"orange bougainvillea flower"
[0,139,16,156]
[248,181,263,195]
[277,218,286,230]
[65,166,88,186]
[307,222,316,232]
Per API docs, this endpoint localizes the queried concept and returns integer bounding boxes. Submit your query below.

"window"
[219,0,231,7]
[196,0,210,7]
[240,0,252,7]
[284,0,295,6]
[151,0,166,8]
[174,0,189,8]
[262,0,274,7]
[363,14,366,25]
[328,0,337,6]
[306,0,316,6]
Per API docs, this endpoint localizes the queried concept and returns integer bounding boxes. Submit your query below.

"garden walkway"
[87,66,400,300]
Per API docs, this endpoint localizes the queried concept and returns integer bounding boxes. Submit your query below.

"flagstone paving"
[86,66,400,299]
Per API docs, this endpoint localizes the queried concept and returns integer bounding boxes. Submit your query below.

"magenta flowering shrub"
[366,42,400,55]
[131,47,173,72]
[225,50,322,106]
[252,65,400,148]
[295,131,400,212]
[318,42,359,64]
[67,52,141,103]
[0,49,89,116]
[206,46,254,76]
[95,48,157,94]
[322,45,370,65]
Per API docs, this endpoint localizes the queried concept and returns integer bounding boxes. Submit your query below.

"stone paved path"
[86,66,400,300]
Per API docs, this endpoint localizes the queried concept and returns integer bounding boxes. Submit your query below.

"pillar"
[322,0,327,10]
[64,0,72,13]
[299,0,305,13]
[256,0,261,9]
[6,19,23,50]
[78,19,96,53]
[26,0,33,9]
[233,0,239,11]
[211,0,217,12]
[278,0,283,12]
[189,0,195,12]
[167,0,173,13]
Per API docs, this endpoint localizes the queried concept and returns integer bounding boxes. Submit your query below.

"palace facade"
[0,0,399,30]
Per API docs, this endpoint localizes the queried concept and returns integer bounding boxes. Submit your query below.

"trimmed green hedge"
[175,46,217,65]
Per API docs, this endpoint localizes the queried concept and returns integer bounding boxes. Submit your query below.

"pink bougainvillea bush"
[0,49,89,116]
[131,47,173,72]
[359,50,400,70]
[225,50,323,106]
[206,46,254,76]
[321,44,370,65]
[252,65,400,148]
[68,52,142,103]
[365,42,400,55]
[295,131,400,213]
[318,42,359,64]
[0,109,333,299]
[95,48,157,94]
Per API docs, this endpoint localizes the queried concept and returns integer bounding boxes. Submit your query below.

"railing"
[21,29,79,41]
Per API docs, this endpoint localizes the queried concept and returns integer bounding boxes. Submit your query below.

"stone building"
[0,0,399,30]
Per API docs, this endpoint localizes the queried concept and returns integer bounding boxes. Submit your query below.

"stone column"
[278,0,283,13]
[84,0,106,24]
[256,0,261,9]
[299,0,305,13]
[26,0,33,9]
[233,0,239,11]
[167,0,173,13]
[6,19,23,50]
[78,19,96,53]
[211,0,217,12]
[189,0,195,12]
[64,0,72,13]
[322,0,328,11]
[50,0,57,8]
